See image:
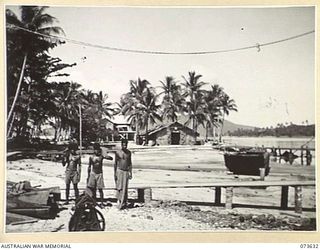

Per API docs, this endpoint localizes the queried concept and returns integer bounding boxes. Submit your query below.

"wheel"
[68,207,105,231]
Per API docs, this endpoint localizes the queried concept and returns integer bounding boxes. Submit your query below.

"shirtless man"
[62,143,81,204]
[114,139,132,210]
[87,143,113,207]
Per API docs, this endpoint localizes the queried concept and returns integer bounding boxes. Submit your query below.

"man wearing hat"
[62,143,81,204]
[114,138,132,210]
[87,143,113,207]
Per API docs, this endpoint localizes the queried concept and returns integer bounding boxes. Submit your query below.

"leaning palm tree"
[219,93,238,142]
[181,71,207,141]
[6,6,65,124]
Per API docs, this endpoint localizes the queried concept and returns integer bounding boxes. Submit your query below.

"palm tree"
[219,93,238,142]
[120,78,150,144]
[52,82,82,140]
[138,87,162,143]
[159,76,184,122]
[6,6,65,125]
[203,85,224,141]
[181,71,207,142]
[94,91,115,122]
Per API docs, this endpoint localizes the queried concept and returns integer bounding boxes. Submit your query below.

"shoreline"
[5,147,316,232]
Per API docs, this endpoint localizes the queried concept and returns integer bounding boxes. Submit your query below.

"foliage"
[227,124,315,137]
[120,71,238,144]
[6,6,116,143]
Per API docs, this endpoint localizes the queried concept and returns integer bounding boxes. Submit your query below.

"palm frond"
[6,9,22,26]
[38,26,65,36]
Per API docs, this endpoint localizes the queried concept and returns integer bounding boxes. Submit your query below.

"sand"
[5,146,316,232]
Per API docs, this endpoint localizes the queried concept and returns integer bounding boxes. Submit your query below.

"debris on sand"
[142,200,316,231]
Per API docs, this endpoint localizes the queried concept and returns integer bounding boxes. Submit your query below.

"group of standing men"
[62,139,132,210]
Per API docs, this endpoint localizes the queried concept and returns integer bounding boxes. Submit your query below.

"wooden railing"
[63,180,315,214]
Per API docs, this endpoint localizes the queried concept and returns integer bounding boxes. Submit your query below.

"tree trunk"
[194,119,198,142]
[7,112,16,137]
[135,115,140,145]
[219,113,225,143]
[145,117,149,145]
[7,53,28,124]
[205,122,209,141]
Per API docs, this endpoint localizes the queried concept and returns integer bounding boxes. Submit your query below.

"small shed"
[145,122,199,145]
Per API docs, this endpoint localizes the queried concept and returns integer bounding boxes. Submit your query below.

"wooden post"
[214,187,221,205]
[144,188,152,203]
[278,147,281,156]
[137,188,145,202]
[278,147,282,163]
[225,187,233,209]
[306,147,312,166]
[294,186,303,214]
[300,146,304,165]
[280,186,289,210]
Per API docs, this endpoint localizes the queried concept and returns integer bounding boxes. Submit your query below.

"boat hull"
[224,152,270,176]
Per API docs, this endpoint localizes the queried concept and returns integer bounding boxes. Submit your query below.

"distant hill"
[221,120,257,134]
[196,120,257,138]
[153,114,257,138]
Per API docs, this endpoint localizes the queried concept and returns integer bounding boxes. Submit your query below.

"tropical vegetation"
[7,5,239,146]
[120,72,238,144]
[6,6,117,145]
[227,124,315,137]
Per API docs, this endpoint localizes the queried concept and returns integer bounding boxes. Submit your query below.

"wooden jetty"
[264,146,314,165]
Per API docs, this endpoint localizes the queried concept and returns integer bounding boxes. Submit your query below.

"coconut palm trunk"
[7,112,16,137]
[219,113,225,142]
[145,116,149,145]
[205,122,209,141]
[7,53,27,124]
[135,114,140,145]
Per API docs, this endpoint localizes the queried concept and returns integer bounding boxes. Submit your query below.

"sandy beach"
[6,146,316,232]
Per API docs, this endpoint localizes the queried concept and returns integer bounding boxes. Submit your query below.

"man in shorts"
[62,143,81,204]
[87,143,113,207]
[114,139,132,210]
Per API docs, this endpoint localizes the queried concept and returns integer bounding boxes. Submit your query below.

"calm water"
[222,136,315,149]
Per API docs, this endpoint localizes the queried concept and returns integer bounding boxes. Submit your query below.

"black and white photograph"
[4,4,316,234]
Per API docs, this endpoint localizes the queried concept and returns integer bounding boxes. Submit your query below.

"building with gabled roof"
[141,121,199,145]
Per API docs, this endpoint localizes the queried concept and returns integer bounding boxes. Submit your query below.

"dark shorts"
[65,171,79,185]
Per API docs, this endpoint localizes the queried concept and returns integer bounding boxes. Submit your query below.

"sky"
[7,5,316,128]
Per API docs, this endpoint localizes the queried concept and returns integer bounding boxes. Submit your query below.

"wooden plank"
[265,147,315,151]
[127,180,315,189]
[64,180,315,191]
[6,212,39,225]
[280,186,289,210]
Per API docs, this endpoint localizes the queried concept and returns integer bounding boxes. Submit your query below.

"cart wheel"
[92,208,105,231]
[68,207,105,231]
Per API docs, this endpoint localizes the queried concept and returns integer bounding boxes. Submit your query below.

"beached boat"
[6,181,61,221]
[224,151,270,176]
